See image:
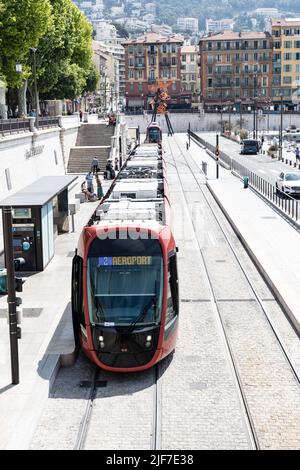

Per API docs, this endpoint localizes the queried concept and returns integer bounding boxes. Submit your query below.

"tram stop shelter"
[0,175,77,272]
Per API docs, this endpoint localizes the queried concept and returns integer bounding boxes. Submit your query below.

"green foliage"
[111,22,129,38]
[84,64,99,93]
[37,0,93,99]
[154,0,300,29]
[0,0,52,88]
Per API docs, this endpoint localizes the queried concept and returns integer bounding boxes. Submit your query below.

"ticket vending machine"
[11,205,54,272]
[12,223,37,271]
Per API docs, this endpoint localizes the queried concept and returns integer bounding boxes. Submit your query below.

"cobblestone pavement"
[30,135,300,450]
[167,135,300,449]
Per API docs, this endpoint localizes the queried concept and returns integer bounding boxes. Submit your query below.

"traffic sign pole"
[2,207,20,385]
[216,134,219,179]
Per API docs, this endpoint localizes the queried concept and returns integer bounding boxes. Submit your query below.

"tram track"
[165,134,300,449]
[73,364,161,450]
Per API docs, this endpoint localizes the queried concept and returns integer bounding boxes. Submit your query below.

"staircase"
[67,123,114,174]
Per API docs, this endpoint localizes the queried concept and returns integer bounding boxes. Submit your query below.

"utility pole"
[216,133,219,179]
[220,86,223,134]
[30,48,39,129]
[253,74,257,139]
[3,207,20,384]
[239,99,242,132]
[279,95,283,160]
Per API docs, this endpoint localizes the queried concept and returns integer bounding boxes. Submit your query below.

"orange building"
[272,19,300,110]
[199,31,273,112]
[122,33,184,111]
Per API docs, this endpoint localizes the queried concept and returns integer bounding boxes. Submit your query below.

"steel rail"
[166,136,260,449]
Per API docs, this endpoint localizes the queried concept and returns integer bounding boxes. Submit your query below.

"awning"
[0,175,78,208]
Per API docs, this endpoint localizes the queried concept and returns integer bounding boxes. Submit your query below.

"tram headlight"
[99,336,105,349]
[145,335,152,348]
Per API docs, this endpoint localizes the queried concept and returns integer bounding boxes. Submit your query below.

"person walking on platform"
[91,157,99,175]
[96,174,104,199]
[295,146,300,162]
[85,171,94,193]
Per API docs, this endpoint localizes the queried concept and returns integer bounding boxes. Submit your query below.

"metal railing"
[0,118,30,136]
[188,129,300,225]
[0,117,60,136]
[38,117,60,128]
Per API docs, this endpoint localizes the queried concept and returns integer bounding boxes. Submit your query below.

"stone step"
[67,146,111,174]
[76,124,114,147]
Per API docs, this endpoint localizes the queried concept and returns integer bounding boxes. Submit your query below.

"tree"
[0,0,52,89]
[111,22,129,39]
[37,0,93,101]
[84,64,99,94]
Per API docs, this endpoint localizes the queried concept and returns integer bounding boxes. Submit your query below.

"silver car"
[276,171,300,196]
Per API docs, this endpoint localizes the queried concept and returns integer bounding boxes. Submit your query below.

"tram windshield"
[87,237,163,327]
[148,127,160,143]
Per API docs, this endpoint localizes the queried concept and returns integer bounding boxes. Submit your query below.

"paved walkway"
[0,175,109,449]
[179,133,300,334]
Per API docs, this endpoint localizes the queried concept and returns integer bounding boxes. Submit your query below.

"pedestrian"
[79,110,83,122]
[95,174,104,199]
[295,146,300,161]
[91,157,99,175]
[105,160,114,180]
[85,171,94,193]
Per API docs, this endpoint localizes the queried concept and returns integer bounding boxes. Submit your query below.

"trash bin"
[0,269,7,295]
[243,176,249,189]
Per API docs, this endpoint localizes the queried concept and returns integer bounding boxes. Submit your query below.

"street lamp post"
[228,102,232,134]
[253,73,257,139]
[220,87,223,134]
[30,48,39,129]
[279,95,284,160]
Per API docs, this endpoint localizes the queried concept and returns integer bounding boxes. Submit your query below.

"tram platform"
[0,176,106,450]
[207,173,300,335]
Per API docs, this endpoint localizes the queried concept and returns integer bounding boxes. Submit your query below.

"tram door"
[12,224,37,271]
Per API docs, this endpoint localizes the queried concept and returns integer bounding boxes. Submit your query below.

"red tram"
[72,140,179,372]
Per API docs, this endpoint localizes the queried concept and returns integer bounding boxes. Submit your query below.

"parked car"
[240,139,260,155]
[276,171,300,196]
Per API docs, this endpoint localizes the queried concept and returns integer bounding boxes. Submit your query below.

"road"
[198,133,300,186]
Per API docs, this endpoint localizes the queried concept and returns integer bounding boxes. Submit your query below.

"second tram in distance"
[72,130,179,372]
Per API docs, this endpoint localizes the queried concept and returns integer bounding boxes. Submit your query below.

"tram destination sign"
[98,256,152,266]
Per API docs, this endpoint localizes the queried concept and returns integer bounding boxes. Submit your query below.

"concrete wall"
[125,112,300,134]
[0,122,79,253]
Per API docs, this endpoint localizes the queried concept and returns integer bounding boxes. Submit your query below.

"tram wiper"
[120,297,157,333]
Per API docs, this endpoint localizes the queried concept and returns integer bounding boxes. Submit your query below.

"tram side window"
[72,255,85,326]
[165,254,179,324]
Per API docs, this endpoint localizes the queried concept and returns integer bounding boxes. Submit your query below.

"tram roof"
[95,199,165,224]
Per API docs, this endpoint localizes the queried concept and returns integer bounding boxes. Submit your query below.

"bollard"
[243,176,249,189]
